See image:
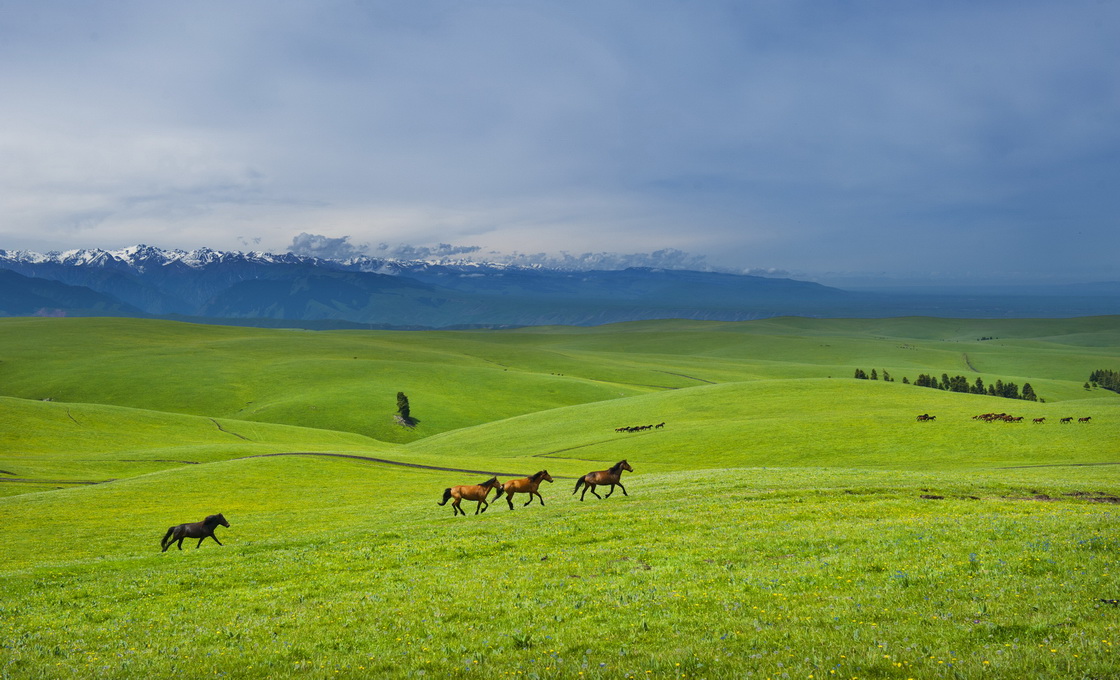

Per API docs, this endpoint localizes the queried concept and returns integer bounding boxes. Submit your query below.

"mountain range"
[1,245,1117,328]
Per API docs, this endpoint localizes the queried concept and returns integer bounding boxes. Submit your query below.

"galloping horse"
[573,460,633,501]
[498,470,554,510]
[438,476,503,516]
[160,513,229,552]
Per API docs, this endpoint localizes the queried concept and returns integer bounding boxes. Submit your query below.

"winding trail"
[996,461,1120,469]
[241,452,576,478]
[0,452,581,488]
[655,370,716,384]
[0,478,104,485]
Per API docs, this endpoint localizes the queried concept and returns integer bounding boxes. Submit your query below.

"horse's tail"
[437,488,452,506]
[573,477,584,495]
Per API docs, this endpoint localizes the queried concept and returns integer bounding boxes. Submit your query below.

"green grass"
[2,461,1117,679]
[1,316,1118,678]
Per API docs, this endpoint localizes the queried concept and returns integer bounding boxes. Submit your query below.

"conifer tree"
[396,392,411,421]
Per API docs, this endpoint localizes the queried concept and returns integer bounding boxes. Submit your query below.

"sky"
[1,1,1118,285]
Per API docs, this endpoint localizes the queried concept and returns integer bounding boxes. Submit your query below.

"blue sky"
[1,1,1117,284]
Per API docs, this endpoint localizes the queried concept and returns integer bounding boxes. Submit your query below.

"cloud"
[287,233,367,261]
[1,1,1117,282]
[289,233,784,275]
[374,243,482,260]
[490,248,712,272]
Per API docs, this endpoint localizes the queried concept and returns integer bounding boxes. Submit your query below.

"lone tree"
[396,392,413,426]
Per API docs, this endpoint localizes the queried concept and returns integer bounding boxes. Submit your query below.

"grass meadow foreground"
[1,316,1118,678]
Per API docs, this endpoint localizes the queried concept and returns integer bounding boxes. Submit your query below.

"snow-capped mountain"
[3,245,1115,326]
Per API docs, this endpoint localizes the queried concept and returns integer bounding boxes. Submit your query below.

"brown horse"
[438,476,503,516]
[160,513,229,552]
[498,470,554,510]
[573,460,633,501]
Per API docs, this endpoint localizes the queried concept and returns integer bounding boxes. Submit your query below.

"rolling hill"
[1,316,1117,679]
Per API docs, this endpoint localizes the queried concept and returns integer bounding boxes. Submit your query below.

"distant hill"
[1,245,1117,326]
[0,269,141,317]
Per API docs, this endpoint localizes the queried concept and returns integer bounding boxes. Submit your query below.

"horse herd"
[615,423,664,433]
[159,461,636,549]
[438,460,634,516]
[971,413,1093,423]
[916,413,1095,423]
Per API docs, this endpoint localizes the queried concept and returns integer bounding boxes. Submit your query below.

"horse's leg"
[604,483,615,498]
[477,498,489,514]
[617,481,628,496]
[210,534,223,546]
[197,535,206,548]
[506,491,515,510]
[452,498,463,516]
[589,484,602,499]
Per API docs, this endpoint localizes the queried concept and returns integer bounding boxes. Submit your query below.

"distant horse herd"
[615,423,664,433]
[915,412,1095,423]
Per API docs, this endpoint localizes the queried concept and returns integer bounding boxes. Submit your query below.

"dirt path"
[996,461,1120,469]
[656,370,716,384]
[0,478,104,485]
[240,452,576,478]
[0,452,577,488]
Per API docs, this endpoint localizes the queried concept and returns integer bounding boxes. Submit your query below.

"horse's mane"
[609,460,627,473]
[530,470,547,482]
[480,476,498,486]
[204,514,223,526]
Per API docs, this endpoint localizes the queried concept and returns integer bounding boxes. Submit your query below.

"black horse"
[160,513,230,552]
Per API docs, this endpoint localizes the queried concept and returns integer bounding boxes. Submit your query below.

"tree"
[1022,383,1038,402]
[396,392,411,422]
[870,369,878,380]
[1089,369,1120,393]
[854,369,868,379]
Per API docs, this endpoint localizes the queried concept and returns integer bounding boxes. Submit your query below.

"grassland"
[1,316,1118,679]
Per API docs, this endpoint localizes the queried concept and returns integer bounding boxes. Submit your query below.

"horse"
[1079,416,1092,423]
[1060,417,1073,423]
[1033,417,1046,423]
[437,476,503,516]
[497,470,554,510]
[160,513,229,552]
[573,460,633,501]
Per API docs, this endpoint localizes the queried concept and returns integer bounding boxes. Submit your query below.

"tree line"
[1088,369,1120,393]
[854,369,1039,401]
